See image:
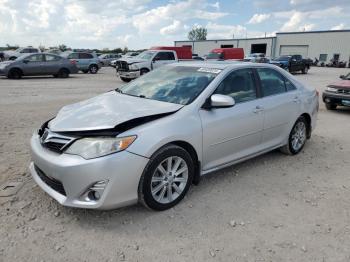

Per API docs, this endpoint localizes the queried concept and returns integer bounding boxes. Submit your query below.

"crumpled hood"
[48,91,183,132]
[328,80,350,90]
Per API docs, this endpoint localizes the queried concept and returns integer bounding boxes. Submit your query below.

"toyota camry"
[30,62,319,211]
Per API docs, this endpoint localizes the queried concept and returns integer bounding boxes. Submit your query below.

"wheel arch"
[164,140,201,185]
[59,67,71,73]
[8,67,23,77]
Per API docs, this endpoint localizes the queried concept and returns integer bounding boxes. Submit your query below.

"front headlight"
[129,63,139,70]
[65,136,137,159]
[326,87,338,92]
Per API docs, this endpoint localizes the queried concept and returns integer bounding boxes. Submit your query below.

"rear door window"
[67,53,79,59]
[79,53,93,59]
[256,68,286,97]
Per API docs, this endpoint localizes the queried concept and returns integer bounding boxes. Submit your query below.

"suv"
[61,52,101,74]
[2,47,40,61]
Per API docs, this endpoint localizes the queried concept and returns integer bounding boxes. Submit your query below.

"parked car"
[2,47,40,61]
[192,54,205,61]
[244,53,266,63]
[206,48,244,60]
[61,51,101,74]
[99,53,122,66]
[322,73,350,110]
[270,55,311,74]
[116,46,192,82]
[123,52,140,58]
[0,53,78,79]
[29,62,318,211]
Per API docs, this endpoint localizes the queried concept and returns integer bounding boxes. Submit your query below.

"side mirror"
[210,94,235,108]
[340,75,345,79]
[23,59,29,64]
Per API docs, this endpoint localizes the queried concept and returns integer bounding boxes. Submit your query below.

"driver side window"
[214,69,257,103]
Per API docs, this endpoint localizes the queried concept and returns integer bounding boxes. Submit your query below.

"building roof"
[175,29,350,43]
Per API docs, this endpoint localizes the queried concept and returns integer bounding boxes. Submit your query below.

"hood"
[3,50,16,56]
[48,91,183,132]
[328,80,350,90]
[121,58,148,64]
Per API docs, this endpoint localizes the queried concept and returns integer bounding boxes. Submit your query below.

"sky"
[0,0,349,50]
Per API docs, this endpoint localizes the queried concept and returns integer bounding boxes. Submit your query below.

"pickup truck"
[270,55,311,74]
[115,46,192,82]
[206,48,244,60]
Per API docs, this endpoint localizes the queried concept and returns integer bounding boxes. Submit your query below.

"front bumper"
[118,70,140,79]
[322,91,350,107]
[29,134,149,210]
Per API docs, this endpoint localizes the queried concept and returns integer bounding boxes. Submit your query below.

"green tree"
[188,26,207,41]
[58,44,69,52]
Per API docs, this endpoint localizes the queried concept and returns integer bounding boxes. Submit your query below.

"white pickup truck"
[116,47,193,82]
[116,50,179,82]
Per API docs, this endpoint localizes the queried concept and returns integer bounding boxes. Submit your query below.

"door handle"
[253,105,264,113]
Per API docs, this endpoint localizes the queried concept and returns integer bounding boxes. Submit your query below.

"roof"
[171,61,278,70]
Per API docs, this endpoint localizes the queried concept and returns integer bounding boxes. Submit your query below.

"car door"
[79,53,94,70]
[200,68,264,171]
[22,54,45,75]
[43,54,62,74]
[152,52,175,69]
[255,67,301,148]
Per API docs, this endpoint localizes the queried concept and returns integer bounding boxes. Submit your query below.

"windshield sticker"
[197,68,222,74]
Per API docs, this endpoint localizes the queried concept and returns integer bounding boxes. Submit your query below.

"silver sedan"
[29,62,319,210]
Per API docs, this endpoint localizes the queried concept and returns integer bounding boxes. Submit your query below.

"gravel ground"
[0,67,349,262]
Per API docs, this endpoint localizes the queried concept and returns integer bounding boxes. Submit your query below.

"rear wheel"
[120,77,131,82]
[8,68,22,79]
[58,68,69,78]
[325,103,337,110]
[9,56,17,61]
[89,65,98,74]
[140,68,149,76]
[302,66,309,74]
[138,145,194,211]
[280,116,308,155]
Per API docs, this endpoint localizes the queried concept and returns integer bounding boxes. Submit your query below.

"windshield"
[119,66,220,105]
[136,51,156,60]
[276,56,290,61]
[207,52,223,60]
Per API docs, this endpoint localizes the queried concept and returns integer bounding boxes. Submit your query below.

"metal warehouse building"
[175,30,350,63]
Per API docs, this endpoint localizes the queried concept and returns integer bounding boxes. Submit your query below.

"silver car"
[0,53,78,79]
[29,62,319,210]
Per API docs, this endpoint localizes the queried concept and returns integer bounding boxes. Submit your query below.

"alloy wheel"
[291,121,306,152]
[150,156,188,204]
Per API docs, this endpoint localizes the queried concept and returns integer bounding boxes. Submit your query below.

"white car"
[30,62,319,211]
[2,47,40,60]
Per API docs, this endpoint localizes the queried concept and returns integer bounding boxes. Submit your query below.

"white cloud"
[331,23,346,30]
[248,13,271,24]
[206,22,247,39]
[160,20,184,35]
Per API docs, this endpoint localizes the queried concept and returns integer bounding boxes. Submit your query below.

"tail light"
[70,59,76,65]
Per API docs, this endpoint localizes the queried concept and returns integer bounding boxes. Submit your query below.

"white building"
[175,30,350,63]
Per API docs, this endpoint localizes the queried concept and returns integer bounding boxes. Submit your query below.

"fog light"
[81,180,108,202]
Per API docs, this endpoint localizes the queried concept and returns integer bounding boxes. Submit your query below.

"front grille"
[34,165,66,196]
[116,61,129,71]
[39,128,75,154]
[337,89,350,95]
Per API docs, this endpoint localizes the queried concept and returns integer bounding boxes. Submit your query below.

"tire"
[120,77,131,82]
[138,144,194,211]
[53,74,58,78]
[8,68,22,79]
[9,56,17,61]
[58,68,69,78]
[325,103,337,110]
[89,65,98,74]
[140,68,149,76]
[82,70,89,74]
[302,66,308,74]
[280,116,308,155]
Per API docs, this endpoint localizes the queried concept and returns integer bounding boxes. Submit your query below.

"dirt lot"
[0,67,349,262]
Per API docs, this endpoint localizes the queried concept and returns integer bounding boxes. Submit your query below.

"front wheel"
[120,77,131,82]
[8,68,22,79]
[280,116,308,155]
[325,103,337,110]
[58,69,69,78]
[138,145,194,211]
